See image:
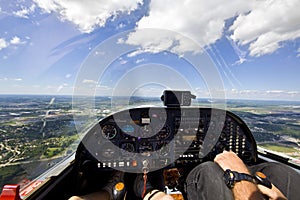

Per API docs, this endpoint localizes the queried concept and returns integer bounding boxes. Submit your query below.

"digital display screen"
[182,135,196,141]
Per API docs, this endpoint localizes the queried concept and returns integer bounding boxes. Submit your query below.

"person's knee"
[193,161,222,174]
[187,161,222,183]
[259,162,296,177]
[68,196,83,200]
[186,161,233,200]
[199,161,220,171]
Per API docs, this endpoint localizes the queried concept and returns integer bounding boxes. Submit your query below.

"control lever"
[142,159,150,198]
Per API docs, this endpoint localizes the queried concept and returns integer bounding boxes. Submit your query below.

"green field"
[259,143,298,153]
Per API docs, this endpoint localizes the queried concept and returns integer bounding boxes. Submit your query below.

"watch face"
[224,169,235,189]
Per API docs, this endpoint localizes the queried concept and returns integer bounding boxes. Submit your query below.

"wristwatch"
[223,169,255,189]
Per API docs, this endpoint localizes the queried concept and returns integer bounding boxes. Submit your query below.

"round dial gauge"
[102,124,117,139]
[121,143,135,156]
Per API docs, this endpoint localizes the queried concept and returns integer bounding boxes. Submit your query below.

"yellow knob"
[115,182,125,191]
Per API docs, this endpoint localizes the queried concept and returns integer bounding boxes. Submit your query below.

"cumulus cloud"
[124,0,253,55]
[230,0,300,57]
[125,0,299,57]
[0,36,26,51]
[13,4,36,18]
[10,36,22,45]
[32,0,299,57]
[123,28,203,55]
[33,0,143,33]
[0,38,8,50]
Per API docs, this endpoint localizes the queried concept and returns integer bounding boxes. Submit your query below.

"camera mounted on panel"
[161,90,196,107]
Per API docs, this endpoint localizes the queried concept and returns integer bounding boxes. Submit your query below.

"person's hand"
[257,184,287,200]
[215,151,288,200]
[214,151,265,200]
[214,150,249,174]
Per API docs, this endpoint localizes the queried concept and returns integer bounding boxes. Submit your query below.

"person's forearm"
[214,151,264,200]
[228,167,263,199]
[233,181,264,200]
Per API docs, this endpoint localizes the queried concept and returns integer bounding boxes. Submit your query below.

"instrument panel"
[77,107,257,173]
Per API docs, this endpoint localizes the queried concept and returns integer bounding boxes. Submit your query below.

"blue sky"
[0,0,299,101]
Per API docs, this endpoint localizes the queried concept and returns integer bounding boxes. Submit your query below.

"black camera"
[161,90,196,107]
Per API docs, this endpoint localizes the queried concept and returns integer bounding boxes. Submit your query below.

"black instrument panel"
[77,107,257,173]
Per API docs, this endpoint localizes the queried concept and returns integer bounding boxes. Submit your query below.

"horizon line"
[0,93,300,103]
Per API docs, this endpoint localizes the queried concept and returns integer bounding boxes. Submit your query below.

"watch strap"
[224,169,255,189]
[233,171,254,182]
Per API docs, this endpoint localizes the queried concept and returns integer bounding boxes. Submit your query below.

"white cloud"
[33,0,143,33]
[13,4,36,18]
[0,38,8,50]
[136,58,144,64]
[118,58,128,65]
[95,85,113,96]
[124,29,202,55]
[266,90,285,94]
[225,89,300,100]
[126,49,146,58]
[124,0,253,54]
[125,0,299,57]
[10,36,22,45]
[96,85,111,90]
[12,78,22,81]
[0,77,22,81]
[82,79,97,84]
[0,36,26,51]
[230,0,300,57]
[32,0,299,57]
